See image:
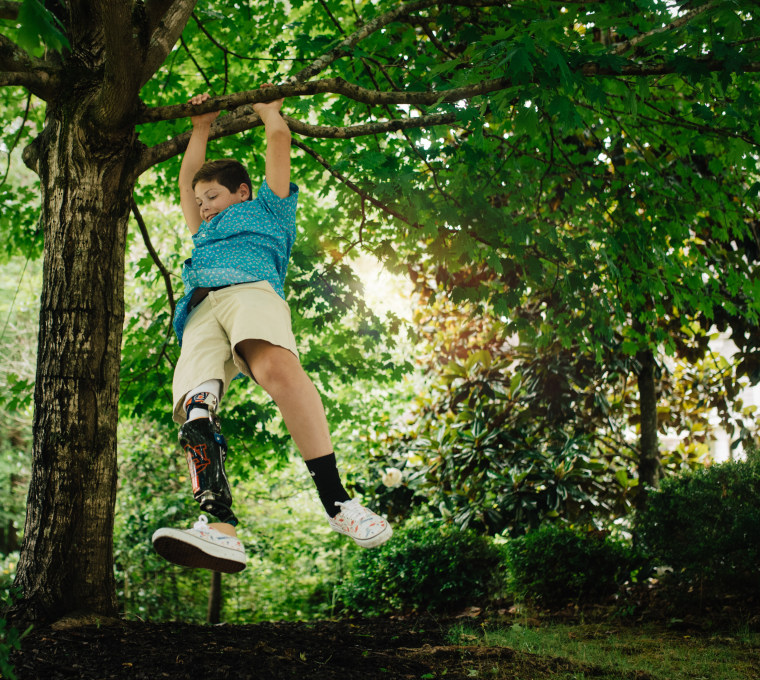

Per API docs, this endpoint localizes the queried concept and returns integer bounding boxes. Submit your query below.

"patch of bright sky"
[351,253,414,321]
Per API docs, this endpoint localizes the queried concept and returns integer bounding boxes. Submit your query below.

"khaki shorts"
[172,281,299,424]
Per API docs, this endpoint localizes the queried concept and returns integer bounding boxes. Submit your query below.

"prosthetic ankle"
[179,394,238,526]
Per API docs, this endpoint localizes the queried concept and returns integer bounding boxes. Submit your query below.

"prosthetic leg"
[179,393,238,526]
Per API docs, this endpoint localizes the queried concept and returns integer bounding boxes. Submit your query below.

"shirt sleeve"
[256,181,299,238]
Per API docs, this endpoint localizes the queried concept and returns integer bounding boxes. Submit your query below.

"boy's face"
[194,180,250,222]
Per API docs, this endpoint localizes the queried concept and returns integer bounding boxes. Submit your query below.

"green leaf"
[16,0,70,54]
[547,95,580,128]
[514,106,539,136]
[504,43,535,82]
[543,45,574,89]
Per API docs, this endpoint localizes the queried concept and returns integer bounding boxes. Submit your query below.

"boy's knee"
[240,342,300,391]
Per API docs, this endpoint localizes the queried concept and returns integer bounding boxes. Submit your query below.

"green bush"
[1,587,32,680]
[638,458,760,591]
[506,524,645,607]
[338,520,506,616]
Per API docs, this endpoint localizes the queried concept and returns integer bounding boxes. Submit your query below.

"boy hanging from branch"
[152,88,392,573]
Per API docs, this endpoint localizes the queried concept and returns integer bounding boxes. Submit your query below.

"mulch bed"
[10,616,602,680]
[12,586,758,680]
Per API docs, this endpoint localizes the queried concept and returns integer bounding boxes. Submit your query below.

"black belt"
[188,285,232,311]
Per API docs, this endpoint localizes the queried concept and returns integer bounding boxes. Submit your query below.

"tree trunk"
[10,101,138,625]
[635,348,662,512]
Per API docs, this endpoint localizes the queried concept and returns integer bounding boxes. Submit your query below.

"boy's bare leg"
[237,339,392,547]
[236,339,333,461]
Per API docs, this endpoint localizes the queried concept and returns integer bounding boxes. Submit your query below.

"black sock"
[306,453,351,517]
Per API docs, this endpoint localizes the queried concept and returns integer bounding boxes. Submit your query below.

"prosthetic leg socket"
[179,416,238,526]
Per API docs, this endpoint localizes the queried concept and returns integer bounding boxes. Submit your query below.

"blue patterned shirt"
[173,180,299,344]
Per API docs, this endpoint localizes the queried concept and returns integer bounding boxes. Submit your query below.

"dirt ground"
[11,587,759,680]
[10,615,610,680]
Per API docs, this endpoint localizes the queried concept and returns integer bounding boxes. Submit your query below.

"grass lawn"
[447,620,760,680]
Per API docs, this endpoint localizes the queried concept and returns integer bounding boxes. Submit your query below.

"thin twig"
[610,1,715,55]
[191,12,301,62]
[181,36,214,93]
[293,138,501,251]
[293,138,414,227]
[0,254,30,345]
[317,0,345,34]
[0,91,32,190]
[130,197,176,318]
[419,19,458,60]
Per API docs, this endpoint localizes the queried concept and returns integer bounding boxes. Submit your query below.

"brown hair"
[192,159,252,198]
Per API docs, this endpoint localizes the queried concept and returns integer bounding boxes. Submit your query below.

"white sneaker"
[152,515,246,573]
[327,499,392,548]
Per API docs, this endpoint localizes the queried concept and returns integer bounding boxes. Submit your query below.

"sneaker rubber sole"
[152,528,246,574]
[335,521,393,548]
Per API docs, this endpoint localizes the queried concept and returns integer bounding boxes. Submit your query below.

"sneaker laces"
[334,499,370,521]
[193,515,209,531]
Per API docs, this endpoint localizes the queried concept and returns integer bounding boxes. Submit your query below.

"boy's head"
[192,159,253,222]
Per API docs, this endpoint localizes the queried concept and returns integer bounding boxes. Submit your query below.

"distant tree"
[371,287,758,535]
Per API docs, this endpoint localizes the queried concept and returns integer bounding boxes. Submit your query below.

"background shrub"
[506,524,646,607]
[637,458,760,592]
[338,519,506,616]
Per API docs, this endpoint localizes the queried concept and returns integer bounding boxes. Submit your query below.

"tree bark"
[635,348,662,512]
[10,99,139,625]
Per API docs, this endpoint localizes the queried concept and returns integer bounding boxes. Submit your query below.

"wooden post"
[207,571,222,624]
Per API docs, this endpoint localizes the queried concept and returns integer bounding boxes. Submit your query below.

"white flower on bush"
[381,467,403,488]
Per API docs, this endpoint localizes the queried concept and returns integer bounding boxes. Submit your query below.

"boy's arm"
[253,85,291,199]
[179,94,219,234]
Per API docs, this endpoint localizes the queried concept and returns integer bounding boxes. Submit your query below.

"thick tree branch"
[0,34,37,72]
[287,112,459,139]
[139,76,509,123]
[92,0,197,126]
[610,1,716,56]
[583,55,760,77]
[139,48,760,125]
[0,0,19,20]
[144,0,178,33]
[0,35,58,98]
[93,0,145,127]
[136,110,460,175]
[141,0,197,88]
[0,69,52,94]
[135,113,260,175]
